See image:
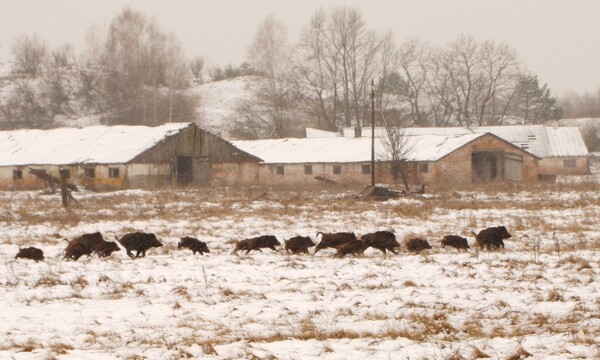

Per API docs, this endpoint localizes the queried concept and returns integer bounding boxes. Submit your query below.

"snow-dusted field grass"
[1,183,599,359]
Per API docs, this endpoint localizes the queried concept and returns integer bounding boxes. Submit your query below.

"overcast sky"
[1,0,599,95]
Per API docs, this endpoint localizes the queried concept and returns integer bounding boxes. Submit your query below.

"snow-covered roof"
[479,125,588,157]
[232,133,486,164]
[0,123,192,166]
[332,125,589,158]
[305,128,340,138]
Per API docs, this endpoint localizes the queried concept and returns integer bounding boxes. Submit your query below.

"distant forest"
[0,6,599,139]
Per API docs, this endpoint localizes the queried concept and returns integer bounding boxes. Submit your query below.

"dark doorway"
[472,152,503,183]
[176,156,193,185]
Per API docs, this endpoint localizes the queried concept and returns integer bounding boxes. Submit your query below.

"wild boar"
[361,231,401,255]
[232,235,281,255]
[117,232,163,258]
[15,247,45,262]
[334,240,370,258]
[96,241,121,257]
[441,235,470,252]
[405,238,432,253]
[284,236,315,254]
[178,237,210,255]
[473,226,511,250]
[64,232,107,260]
[314,232,357,254]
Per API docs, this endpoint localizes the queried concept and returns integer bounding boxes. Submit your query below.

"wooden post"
[371,79,375,187]
[59,168,69,209]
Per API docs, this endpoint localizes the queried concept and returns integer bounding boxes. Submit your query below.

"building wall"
[0,163,173,191]
[131,125,257,164]
[212,162,377,186]
[211,162,259,186]
[210,135,539,188]
[431,135,538,184]
[0,165,53,190]
[130,124,258,186]
[538,157,589,176]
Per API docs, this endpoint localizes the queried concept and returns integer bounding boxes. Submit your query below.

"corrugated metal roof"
[332,125,589,158]
[232,133,485,164]
[0,123,191,166]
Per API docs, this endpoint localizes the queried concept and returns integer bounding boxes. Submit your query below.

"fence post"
[59,168,69,209]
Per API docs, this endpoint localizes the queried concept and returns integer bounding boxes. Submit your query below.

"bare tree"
[373,84,412,190]
[559,88,600,119]
[421,36,523,127]
[293,6,385,131]
[444,35,479,127]
[2,80,48,128]
[397,38,431,126]
[242,15,297,138]
[294,9,341,130]
[427,52,457,126]
[43,45,74,117]
[11,34,47,78]
[474,40,518,125]
[189,56,205,84]
[88,8,197,125]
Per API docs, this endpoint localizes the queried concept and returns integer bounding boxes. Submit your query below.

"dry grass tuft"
[49,342,74,355]
[35,275,66,287]
[546,288,564,302]
[402,280,418,287]
[506,346,533,360]
[70,275,88,289]
[469,345,490,359]
[201,341,218,355]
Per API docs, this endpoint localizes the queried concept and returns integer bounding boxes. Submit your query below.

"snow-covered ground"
[1,185,599,359]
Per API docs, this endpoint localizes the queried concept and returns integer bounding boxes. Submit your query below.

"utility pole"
[371,79,375,187]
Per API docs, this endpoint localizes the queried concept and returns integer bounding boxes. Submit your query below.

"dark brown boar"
[64,232,106,260]
[334,240,370,258]
[405,238,432,253]
[361,231,401,255]
[178,237,210,255]
[473,226,511,250]
[117,232,163,258]
[232,235,281,255]
[96,241,121,257]
[15,247,45,262]
[441,235,470,252]
[314,232,357,254]
[284,236,315,254]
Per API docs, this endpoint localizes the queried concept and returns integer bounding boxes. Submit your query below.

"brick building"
[0,123,257,191]
[335,124,589,181]
[213,133,539,188]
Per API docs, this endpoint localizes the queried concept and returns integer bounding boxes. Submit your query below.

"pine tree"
[513,74,562,123]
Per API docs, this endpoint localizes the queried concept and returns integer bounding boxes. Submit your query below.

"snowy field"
[1,183,599,359]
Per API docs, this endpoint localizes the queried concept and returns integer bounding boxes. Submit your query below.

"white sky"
[1,0,599,95]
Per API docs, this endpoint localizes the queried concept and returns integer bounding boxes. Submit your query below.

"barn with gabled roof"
[0,123,257,190]
[334,124,590,180]
[211,132,539,188]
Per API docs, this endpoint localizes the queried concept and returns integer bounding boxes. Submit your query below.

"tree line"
[0,8,200,129]
[242,7,571,139]
[0,6,596,137]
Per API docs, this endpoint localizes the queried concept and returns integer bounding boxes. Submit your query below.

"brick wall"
[538,157,589,176]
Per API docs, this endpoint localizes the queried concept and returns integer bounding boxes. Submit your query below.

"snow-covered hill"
[192,75,263,140]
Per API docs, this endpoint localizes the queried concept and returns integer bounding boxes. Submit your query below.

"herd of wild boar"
[13,226,513,262]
